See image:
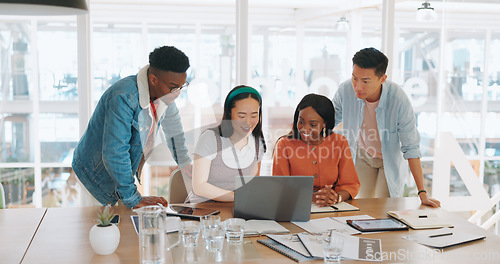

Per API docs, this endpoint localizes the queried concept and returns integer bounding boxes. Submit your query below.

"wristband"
[417,189,427,195]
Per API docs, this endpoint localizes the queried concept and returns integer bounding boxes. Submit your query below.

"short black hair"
[149,46,190,73]
[287,93,335,140]
[352,47,388,78]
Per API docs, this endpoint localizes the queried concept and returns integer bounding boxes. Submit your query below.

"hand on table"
[133,196,168,209]
[314,185,342,207]
[419,192,441,208]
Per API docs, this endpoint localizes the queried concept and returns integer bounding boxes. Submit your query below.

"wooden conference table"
[0,207,46,264]
[2,198,500,264]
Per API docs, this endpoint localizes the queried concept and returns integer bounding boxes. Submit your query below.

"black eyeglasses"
[154,74,189,92]
[170,81,189,93]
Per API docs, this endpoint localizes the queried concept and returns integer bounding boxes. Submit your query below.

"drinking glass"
[200,215,221,240]
[224,218,245,244]
[204,225,225,252]
[322,230,344,263]
[181,221,200,248]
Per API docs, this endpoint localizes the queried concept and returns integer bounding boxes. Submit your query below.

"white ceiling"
[84,0,500,28]
[90,0,500,9]
[2,0,500,31]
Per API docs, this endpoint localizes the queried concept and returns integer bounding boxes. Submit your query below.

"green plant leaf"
[97,204,114,226]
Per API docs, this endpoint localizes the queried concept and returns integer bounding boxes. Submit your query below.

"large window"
[92,23,143,101]
[39,113,78,163]
[38,23,78,101]
[0,17,80,208]
[1,1,499,222]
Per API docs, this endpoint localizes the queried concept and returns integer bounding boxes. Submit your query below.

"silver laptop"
[233,176,314,222]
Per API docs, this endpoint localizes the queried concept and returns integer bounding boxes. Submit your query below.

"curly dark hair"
[286,93,335,140]
[149,46,190,73]
[352,47,388,78]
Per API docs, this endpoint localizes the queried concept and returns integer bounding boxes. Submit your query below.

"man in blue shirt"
[72,46,191,208]
[332,47,439,207]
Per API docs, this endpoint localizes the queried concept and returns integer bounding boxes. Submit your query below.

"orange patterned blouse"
[272,132,360,199]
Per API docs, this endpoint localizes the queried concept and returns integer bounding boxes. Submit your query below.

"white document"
[166,216,181,233]
[297,233,382,262]
[292,215,374,235]
[331,214,374,223]
[403,227,485,249]
[244,220,290,236]
[311,202,360,213]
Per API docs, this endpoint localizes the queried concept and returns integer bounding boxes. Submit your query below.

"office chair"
[168,168,190,204]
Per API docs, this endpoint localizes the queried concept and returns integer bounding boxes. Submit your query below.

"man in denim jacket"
[332,47,440,207]
[72,46,191,208]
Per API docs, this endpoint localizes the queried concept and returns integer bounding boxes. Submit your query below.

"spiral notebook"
[257,239,315,262]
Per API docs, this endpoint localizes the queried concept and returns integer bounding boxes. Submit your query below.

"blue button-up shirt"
[72,65,191,208]
[332,79,421,197]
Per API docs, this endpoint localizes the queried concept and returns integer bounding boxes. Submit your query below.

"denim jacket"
[332,79,421,197]
[72,65,191,208]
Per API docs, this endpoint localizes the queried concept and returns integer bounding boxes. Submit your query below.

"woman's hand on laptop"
[314,185,341,206]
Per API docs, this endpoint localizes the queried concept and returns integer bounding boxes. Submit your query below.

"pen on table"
[429,232,453,238]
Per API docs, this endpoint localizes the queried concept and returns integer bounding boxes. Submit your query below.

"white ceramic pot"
[89,224,120,255]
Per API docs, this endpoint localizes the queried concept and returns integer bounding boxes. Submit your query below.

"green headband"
[225,87,261,107]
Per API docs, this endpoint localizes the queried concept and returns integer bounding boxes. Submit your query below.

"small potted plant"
[89,205,120,255]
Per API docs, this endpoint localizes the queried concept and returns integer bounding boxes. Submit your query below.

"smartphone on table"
[110,214,120,225]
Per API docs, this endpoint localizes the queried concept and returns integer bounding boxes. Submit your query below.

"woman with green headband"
[187,85,266,203]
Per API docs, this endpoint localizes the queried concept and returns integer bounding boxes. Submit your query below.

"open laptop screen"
[233,176,314,222]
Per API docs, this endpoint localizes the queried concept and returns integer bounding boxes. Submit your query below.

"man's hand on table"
[133,196,168,209]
